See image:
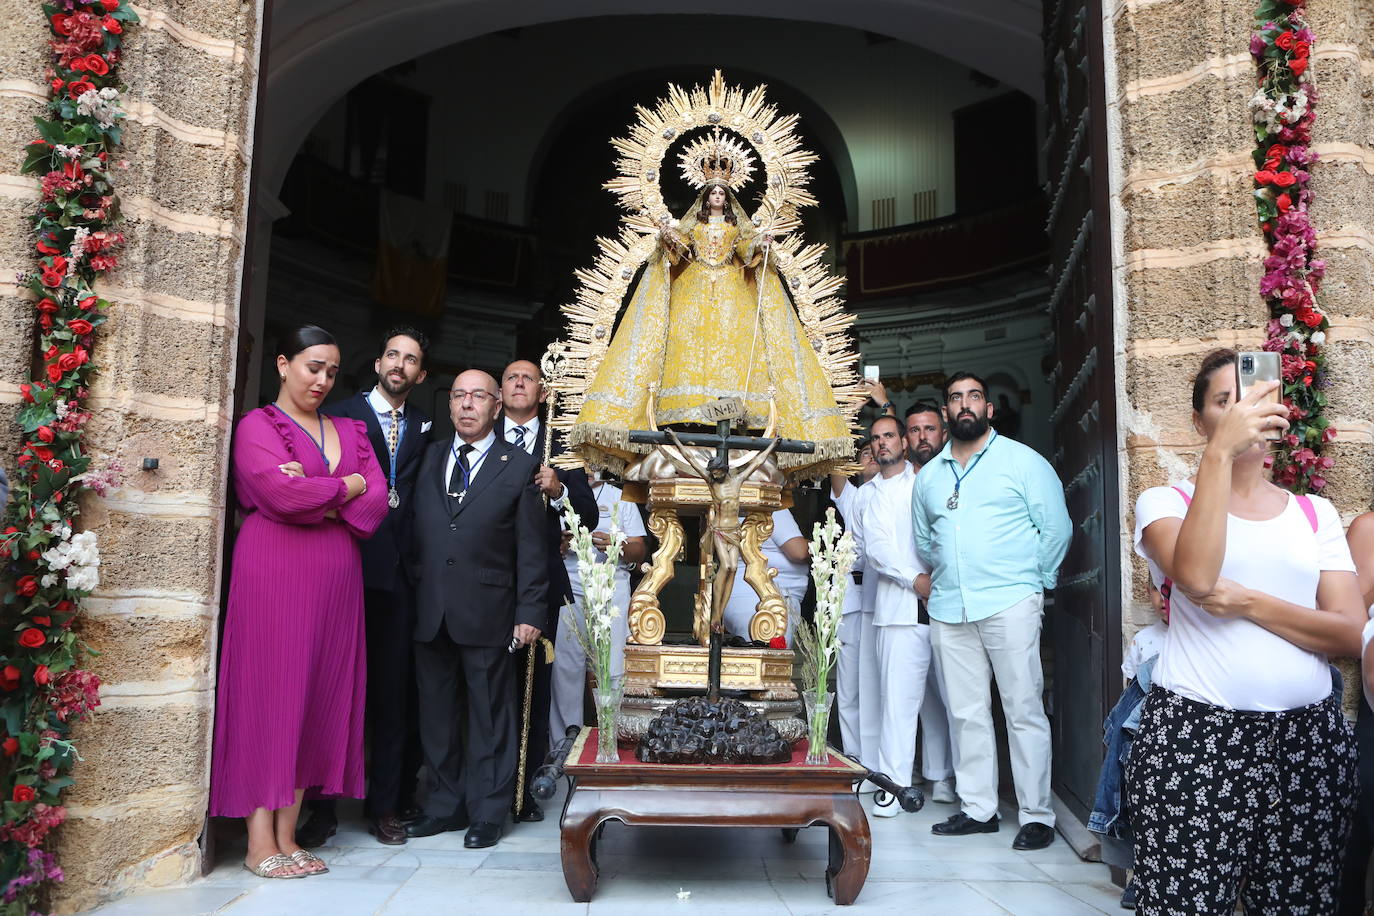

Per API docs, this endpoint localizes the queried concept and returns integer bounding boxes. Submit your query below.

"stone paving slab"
[77,783,1123,915]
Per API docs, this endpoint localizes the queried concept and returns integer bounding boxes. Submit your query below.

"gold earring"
[280,374,286,382]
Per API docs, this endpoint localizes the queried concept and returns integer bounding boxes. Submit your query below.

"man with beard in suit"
[405,369,548,849]
[299,326,433,847]
[498,359,598,822]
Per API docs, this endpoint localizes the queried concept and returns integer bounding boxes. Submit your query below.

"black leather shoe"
[1012,822,1055,850]
[464,821,501,848]
[405,813,470,838]
[512,799,543,823]
[369,813,408,846]
[295,811,337,848]
[931,812,999,836]
[397,800,423,823]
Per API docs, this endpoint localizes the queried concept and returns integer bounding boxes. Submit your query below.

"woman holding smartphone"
[1129,348,1364,915]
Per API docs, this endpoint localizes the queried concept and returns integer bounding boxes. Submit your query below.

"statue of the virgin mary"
[567,125,854,477]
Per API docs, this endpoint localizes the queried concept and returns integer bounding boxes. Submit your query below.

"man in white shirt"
[723,508,809,643]
[831,436,881,779]
[861,415,937,818]
[550,475,647,738]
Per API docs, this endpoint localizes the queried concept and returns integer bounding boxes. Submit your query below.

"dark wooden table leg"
[781,828,799,844]
[824,793,872,905]
[559,788,603,902]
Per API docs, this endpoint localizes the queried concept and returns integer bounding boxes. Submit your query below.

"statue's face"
[708,186,726,209]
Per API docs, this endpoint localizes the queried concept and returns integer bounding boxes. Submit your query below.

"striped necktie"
[511,424,528,451]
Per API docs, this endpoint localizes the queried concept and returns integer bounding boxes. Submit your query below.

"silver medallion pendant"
[947,491,959,510]
[388,487,400,509]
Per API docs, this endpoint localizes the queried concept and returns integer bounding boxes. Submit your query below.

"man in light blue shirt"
[912,371,1070,850]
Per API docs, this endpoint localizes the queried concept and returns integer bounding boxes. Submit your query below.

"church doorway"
[233,0,1119,842]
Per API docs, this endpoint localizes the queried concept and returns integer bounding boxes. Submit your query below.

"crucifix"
[628,392,815,702]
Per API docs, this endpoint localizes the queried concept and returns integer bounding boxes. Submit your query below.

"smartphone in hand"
[863,364,880,383]
[1235,351,1282,440]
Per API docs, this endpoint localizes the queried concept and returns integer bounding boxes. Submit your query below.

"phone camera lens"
[1241,356,1254,372]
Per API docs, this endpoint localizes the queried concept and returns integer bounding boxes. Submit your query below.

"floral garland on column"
[1249,0,1333,493]
[1,2,137,912]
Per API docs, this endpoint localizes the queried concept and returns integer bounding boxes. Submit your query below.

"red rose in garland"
[2,737,17,757]
[13,785,36,804]
[16,575,39,597]
[0,666,20,692]
[18,629,47,650]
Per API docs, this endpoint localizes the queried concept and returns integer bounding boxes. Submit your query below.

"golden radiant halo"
[677,127,756,192]
[550,71,867,469]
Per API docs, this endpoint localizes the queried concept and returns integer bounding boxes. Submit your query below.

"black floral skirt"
[1126,685,1357,916]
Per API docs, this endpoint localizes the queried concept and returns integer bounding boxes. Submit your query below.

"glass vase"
[803,690,833,765]
[592,674,625,763]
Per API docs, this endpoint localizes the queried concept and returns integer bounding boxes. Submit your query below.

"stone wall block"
[0,9,50,96]
[1308,162,1374,231]
[1119,74,1255,174]
[50,814,203,915]
[92,307,231,404]
[0,92,48,173]
[136,0,259,44]
[83,507,218,596]
[1305,0,1374,54]
[116,121,241,218]
[1121,169,1257,251]
[1311,56,1374,150]
[107,218,242,308]
[1124,256,1265,340]
[66,701,208,805]
[0,293,34,386]
[1115,0,1254,90]
[118,30,239,129]
[84,410,228,495]
[1324,339,1374,429]
[76,614,213,687]
[1319,247,1374,320]
[1316,438,1374,513]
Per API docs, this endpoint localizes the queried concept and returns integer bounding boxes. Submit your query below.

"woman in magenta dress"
[210,326,388,878]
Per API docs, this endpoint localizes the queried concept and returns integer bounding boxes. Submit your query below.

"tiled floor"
[80,785,1124,915]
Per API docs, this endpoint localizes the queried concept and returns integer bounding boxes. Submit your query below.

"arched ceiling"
[258,0,1043,194]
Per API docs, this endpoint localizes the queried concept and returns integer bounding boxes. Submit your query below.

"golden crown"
[678,128,756,192]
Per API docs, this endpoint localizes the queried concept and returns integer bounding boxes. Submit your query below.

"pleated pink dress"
[209,405,389,817]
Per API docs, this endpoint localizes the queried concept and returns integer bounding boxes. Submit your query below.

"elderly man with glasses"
[404,369,548,850]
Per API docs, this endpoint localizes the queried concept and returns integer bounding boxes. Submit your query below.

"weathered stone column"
[1106,0,1374,649]
[0,0,265,909]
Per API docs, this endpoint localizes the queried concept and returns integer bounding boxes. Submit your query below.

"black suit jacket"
[324,391,431,593]
[408,436,549,647]
[526,421,598,629]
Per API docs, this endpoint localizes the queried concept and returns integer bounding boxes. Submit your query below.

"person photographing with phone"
[1129,348,1364,914]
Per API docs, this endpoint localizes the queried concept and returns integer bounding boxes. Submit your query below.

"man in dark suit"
[406,369,548,849]
[300,326,433,847]
[498,359,598,822]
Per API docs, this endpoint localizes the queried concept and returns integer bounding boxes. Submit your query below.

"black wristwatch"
[880,401,894,411]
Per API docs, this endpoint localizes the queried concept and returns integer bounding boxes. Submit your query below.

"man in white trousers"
[549,475,647,740]
[861,415,937,818]
[913,371,1071,850]
[831,438,881,782]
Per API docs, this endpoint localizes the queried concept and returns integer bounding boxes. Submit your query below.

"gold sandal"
[244,853,307,879]
[289,848,329,874]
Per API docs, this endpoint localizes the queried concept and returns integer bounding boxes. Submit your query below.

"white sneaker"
[931,778,957,804]
[871,790,900,818]
[857,778,880,796]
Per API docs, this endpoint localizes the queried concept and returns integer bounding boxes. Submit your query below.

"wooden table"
[558,729,871,904]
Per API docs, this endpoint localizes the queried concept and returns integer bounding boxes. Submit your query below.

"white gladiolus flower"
[562,503,625,687]
[1311,331,1326,345]
[39,526,101,593]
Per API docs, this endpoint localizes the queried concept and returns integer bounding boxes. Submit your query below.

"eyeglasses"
[450,389,497,403]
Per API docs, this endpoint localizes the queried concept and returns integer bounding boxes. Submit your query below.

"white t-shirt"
[722,508,810,632]
[860,463,930,628]
[564,482,647,595]
[834,482,869,616]
[1133,482,1355,711]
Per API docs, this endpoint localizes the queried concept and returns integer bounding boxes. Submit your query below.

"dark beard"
[910,444,936,466]
[380,373,414,398]
[950,413,989,441]
[874,451,903,467]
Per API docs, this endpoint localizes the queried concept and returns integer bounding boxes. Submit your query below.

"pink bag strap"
[1295,494,1318,533]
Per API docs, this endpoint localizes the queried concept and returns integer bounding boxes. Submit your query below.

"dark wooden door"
[1042,0,1121,821]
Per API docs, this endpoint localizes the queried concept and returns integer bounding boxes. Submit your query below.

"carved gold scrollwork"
[739,510,788,642]
[628,508,683,645]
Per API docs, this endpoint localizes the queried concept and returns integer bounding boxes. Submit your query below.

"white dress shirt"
[862,462,930,627]
[443,429,498,496]
[503,414,565,507]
